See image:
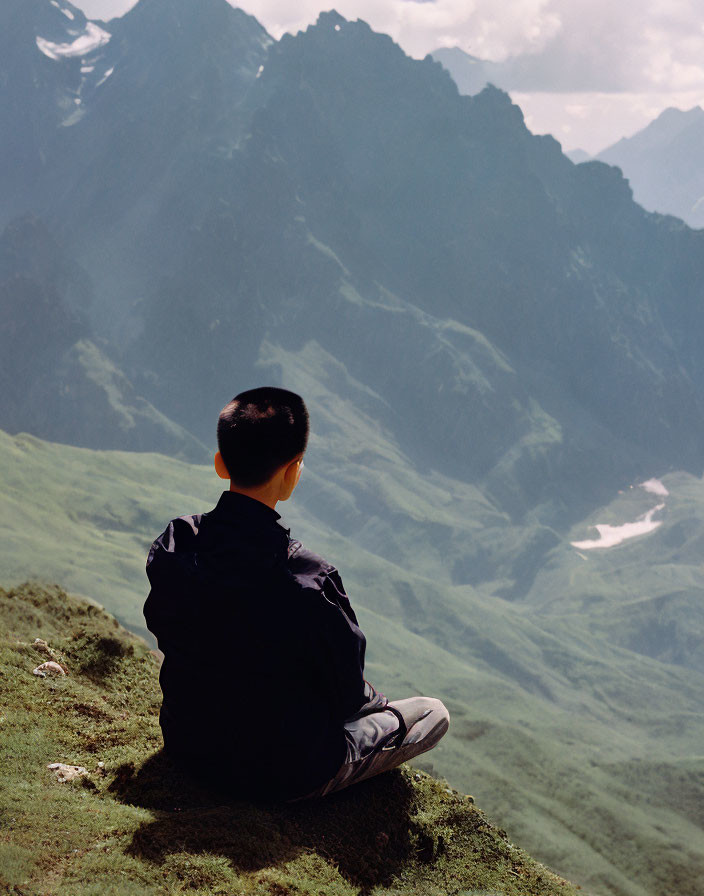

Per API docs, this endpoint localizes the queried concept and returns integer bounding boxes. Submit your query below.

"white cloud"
[72,0,136,19]
[511,89,704,153]
[565,103,589,119]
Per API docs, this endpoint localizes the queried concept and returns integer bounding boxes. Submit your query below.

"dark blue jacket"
[144,491,383,800]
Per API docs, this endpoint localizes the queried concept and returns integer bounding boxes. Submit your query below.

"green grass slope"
[527,472,704,674]
[0,582,578,896]
[2,429,704,895]
[0,430,219,641]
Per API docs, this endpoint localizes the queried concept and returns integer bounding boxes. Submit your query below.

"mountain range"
[7,1,704,515]
[431,43,617,94]
[3,2,704,893]
[595,106,704,229]
[433,47,704,231]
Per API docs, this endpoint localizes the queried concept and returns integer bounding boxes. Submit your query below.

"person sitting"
[144,386,449,801]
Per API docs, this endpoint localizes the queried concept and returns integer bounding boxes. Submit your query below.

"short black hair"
[217,387,309,487]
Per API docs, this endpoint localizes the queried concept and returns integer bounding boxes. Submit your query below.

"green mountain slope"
[1,582,578,896]
[527,473,704,674]
[2,429,704,895]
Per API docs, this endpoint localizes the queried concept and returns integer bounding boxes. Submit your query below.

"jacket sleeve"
[301,568,369,723]
[143,525,172,645]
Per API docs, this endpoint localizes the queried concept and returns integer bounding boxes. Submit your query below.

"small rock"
[33,661,67,677]
[465,794,475,803]
[47,763,87,783]
[414,773,422,782]
[97,761,105,768]
[33,638,52,655]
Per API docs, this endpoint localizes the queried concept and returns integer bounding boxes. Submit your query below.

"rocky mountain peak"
[112,0,270,47]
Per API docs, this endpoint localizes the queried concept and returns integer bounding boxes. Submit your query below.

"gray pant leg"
[310,696,450,798]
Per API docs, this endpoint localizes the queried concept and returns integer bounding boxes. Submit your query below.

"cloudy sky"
[73,0,704,153]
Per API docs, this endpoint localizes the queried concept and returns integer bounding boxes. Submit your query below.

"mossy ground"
[0,583,578,896]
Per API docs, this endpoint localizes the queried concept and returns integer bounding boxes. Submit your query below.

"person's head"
[214,387,309,506]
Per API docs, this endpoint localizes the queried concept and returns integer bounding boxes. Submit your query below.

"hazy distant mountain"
[432,43,618,96]
[597,106,704,228]
[566,148,591,164]
[430,46,502,94]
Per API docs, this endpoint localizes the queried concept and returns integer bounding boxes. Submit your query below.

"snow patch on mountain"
[571,504,665,550]
[641,477,669,497]
[571,479,668,550]
[36,22,111,61]
[96,67,114,87]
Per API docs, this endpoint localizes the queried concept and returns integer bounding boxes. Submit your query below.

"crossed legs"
[302,696,450,799]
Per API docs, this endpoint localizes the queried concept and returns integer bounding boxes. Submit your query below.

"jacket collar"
[213,490,281,521]
[211,491,291,539]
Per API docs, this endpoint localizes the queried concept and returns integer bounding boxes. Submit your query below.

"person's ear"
[214,451,230,480]
[279,456,304,501]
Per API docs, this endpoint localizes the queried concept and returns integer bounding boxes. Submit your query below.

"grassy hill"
[2,429,704,895]
[0,581,578,896]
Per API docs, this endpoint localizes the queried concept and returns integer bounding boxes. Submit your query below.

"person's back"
[144,387,449,802]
